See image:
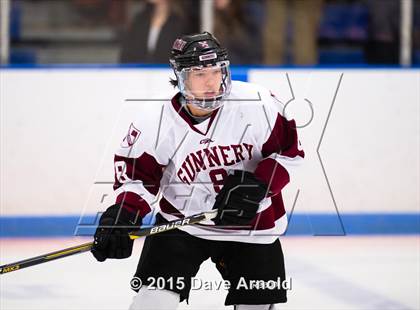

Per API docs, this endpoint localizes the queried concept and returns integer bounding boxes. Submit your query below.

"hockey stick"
[0,210,217,275]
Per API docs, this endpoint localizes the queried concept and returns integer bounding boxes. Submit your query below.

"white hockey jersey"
[113,80,304,244]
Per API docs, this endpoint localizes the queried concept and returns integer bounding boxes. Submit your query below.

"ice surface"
[1,236,418,310]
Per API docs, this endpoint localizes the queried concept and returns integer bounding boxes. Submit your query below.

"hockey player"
[91,32,304,310]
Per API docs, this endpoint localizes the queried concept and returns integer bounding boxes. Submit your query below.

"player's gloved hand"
[91,204,141,262]
[212,170,268,226]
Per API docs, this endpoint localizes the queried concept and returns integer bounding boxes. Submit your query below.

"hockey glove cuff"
[91,203,142,262]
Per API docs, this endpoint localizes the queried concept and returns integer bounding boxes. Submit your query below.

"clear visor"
[175,60,231,111]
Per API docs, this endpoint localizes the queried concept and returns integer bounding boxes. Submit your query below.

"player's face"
[185,65,223,99]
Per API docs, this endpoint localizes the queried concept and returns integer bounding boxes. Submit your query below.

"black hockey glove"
[212,170,268,226]
[91,204,141,262]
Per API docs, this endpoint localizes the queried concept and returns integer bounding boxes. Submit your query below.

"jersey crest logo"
[173,39,187,51]
[121,123,141,148]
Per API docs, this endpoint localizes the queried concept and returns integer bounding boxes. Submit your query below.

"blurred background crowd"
[3,0,420,66]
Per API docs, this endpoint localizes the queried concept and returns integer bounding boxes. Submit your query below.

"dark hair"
[169,78,178,87]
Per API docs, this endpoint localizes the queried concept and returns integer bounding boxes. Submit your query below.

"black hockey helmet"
[169,32,232,111]
[170,32,228,70]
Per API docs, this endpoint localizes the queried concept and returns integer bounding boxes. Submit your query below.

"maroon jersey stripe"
[261,115,304,158]
[254,113,304,195]
[114,152,164,196]
[116,191,151,218]
[159,197,184,218]
[254,158,290,196]
[250,195,286,230]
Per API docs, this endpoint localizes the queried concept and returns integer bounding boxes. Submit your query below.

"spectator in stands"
[214,0,265,64]
[415,1,420,63]
[73,0,127,31]
[364,0,401,64]
[263,0,324,65]
[120,0,197,64]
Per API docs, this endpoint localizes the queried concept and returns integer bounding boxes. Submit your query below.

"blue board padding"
[0,213,418,237]
[284,213,420,236]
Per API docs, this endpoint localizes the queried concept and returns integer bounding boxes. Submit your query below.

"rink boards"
[0,66,419,236]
